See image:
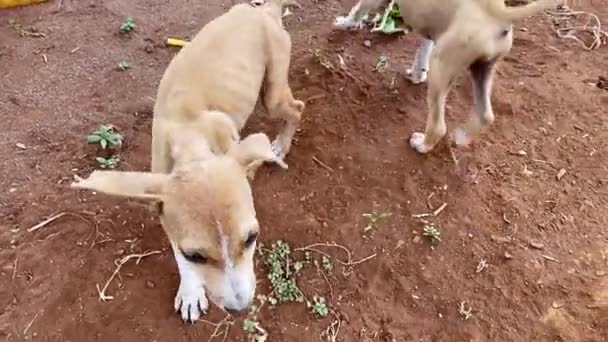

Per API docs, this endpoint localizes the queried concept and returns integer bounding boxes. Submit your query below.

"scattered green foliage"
[87,125,123,149]
[308,296,329,318]
[96,156,119,169]
[423,223,442,243]
[117,60,130,71]
[246,241,342,340]
[362,209,392,231]
[120,16,136,33]
[262,240,304,304]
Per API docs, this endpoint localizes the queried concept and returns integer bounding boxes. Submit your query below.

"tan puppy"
[72,0,303,323]
[334,0,559,153]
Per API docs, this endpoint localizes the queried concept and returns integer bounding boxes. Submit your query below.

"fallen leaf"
[529,240,545,249]
[556,168,567,180]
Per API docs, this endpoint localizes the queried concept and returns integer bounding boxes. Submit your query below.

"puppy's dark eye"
[245,231,258,247]
[182,250,208,264]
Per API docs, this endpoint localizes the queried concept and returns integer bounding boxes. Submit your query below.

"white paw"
[452,128,472,147]
[174,284,208,323]
[409,132,432,154]
[333,16,362,30]
[405,68,428,84]
[271,139,285,160]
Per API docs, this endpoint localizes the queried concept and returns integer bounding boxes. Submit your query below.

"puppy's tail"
[480,0,558,22]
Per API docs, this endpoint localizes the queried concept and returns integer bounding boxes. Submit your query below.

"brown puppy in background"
[334,0,559,153]
[72,0,303,323]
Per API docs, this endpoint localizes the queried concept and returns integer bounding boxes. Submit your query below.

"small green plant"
[117,60,130,71]
[459,301,473,320]
[362,209,391,232]
[243,318,257,333]
[96,156,119,169]
[243,296,268,342]
[373,53,389,72]
[262,240,304,304]
[321,255,333,273]
[87,125,123,149]
[423,223,442,243]
[120,16,136,33]
[308,296,329,318]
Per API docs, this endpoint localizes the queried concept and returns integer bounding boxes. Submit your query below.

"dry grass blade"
[23,313,38,336]
[321,310,342,342]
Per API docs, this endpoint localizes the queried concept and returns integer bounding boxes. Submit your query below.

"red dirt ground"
[1,0,607,341]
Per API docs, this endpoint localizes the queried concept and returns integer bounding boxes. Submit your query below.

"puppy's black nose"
[224,307,247,317]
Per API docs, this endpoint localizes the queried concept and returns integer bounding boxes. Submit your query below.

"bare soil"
[1,1,607,341]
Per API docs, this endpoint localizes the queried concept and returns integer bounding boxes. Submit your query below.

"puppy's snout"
[223,293,252,314]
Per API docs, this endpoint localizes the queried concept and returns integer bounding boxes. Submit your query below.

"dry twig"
[200,315,234,342]
[12,258,18,280]
[312,156,334,172]
[96,250,162,301]
[295,242,377,267]
[27,212,67,232]
[546,6,608,50]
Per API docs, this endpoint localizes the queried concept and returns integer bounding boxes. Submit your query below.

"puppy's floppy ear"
[71,171,170,200]
[228,133,288,170]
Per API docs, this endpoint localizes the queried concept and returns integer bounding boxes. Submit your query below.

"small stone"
[529,240,544,249]
[322,221,328,228]
[412,236,421,244]
[114,249,125,256]
[146,280,156,289]
[595,270,606,277]
[363,40,371,48]
[16,143,26,149]
[395,239,405,249]
[556,168,567,181]
[504,251,513,259]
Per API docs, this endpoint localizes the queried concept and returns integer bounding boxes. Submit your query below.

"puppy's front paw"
[271,139,286,160]
[409,132,433,154]
[174,283,208,323]
[333,16,362,30]
[452,128,473,147]
[405,68,428,84]
[292,99,305,113]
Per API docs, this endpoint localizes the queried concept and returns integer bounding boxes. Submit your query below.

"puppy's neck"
[168,110,240,172]
[170,129,215,172]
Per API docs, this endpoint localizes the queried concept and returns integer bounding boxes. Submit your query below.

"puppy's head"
[72,133,285,312]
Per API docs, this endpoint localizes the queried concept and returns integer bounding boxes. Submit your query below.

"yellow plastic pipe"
[0,0,47,9]
[166,38,188,48]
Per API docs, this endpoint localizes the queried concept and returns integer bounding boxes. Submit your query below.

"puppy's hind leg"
[410,35,464,154]
[406,37,434,84]
[453,58,497,147]
[263,31,305,160]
